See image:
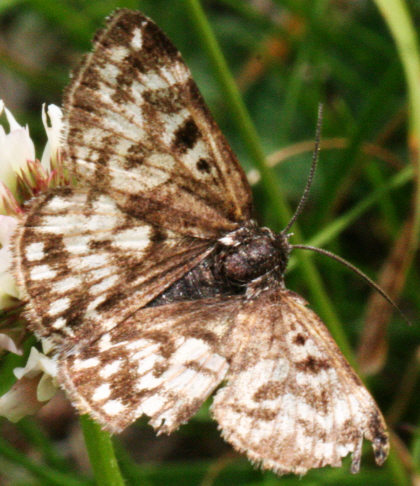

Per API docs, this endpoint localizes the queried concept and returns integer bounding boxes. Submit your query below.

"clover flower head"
[0,101,65,422]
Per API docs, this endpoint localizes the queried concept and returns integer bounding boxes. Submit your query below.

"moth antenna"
[292,244,410,325]
[283,103,323,234]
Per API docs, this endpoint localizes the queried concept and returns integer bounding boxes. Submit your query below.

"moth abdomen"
[147,249,243,307]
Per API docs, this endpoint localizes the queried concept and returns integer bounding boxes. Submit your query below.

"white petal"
[41,104,63,170]
[6,127,35,173]
[4,106,22,132]
[42,338,56,355]
[0,271,19,298]
[0,215,18,244]
[0,376,44,422]
[40,141,52,171]
[0,333,22,355]
[0,104,35,188]
[37,373,58,401]
[14,347,57,380]
[0,153,15,192]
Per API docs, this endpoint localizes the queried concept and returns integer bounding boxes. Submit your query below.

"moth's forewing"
[63,9,253,238]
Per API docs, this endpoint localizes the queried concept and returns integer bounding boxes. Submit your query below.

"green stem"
[371,2,420,483]
[182,0,355,364]
[374,0,420,263]
[80,414,125,486]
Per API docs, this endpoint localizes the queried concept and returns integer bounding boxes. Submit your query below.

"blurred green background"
[0,0,419,485]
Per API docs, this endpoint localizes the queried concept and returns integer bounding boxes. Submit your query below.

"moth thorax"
[221,229,289,284]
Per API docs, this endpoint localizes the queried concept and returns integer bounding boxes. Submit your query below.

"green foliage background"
[0,0,419,485]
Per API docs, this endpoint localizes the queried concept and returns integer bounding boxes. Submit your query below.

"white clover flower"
[0,101,65,303]
[0,101,64,215]
[0,100,35,214]
[0,102,65,422]
[0,347,58,422]
[14,346,58,398]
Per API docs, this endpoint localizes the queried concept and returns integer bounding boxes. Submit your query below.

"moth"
[13,9,389,475]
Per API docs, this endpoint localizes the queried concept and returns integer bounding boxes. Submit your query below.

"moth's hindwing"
[58,297,241,433]
[212,288,389,475]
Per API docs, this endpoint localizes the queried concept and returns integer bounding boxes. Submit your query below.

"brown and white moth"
[13,9,388,476]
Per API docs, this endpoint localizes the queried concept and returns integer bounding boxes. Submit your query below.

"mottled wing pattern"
[13,188,212,348]
[58,297,241,433]
[63,9,253,238]
[212,287,389,475]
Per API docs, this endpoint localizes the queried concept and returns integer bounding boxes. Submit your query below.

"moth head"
[219,225,291,285]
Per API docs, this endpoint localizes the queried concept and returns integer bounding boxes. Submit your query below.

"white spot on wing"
[114,153,175,191]
[136,352,162,376]
[25,242,45,261]
[109,45,129,62]
[112,225,151,250]
[171,338,210,363]
[98,333,112,352]
[74,357,100,370]
[89,275,119,296]
[139,394,166,418]
[63,235,94,255]
[30,265,57,281]
[48,297,71,317]
[103,399,125,416]
[100,361,122,378]
[180,140,211,174]
[45,195,74,211]
[160,109,190,145]
[54,276,82,293]
[136,370,162,391]
[52,317,67,330]
[78,253,109,270]
[90,267,113,281]
[93,384,111,401]
[131,27,142,49]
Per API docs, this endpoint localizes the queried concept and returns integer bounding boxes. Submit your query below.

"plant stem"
[374,0,420,272]
[80,414,125,486]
